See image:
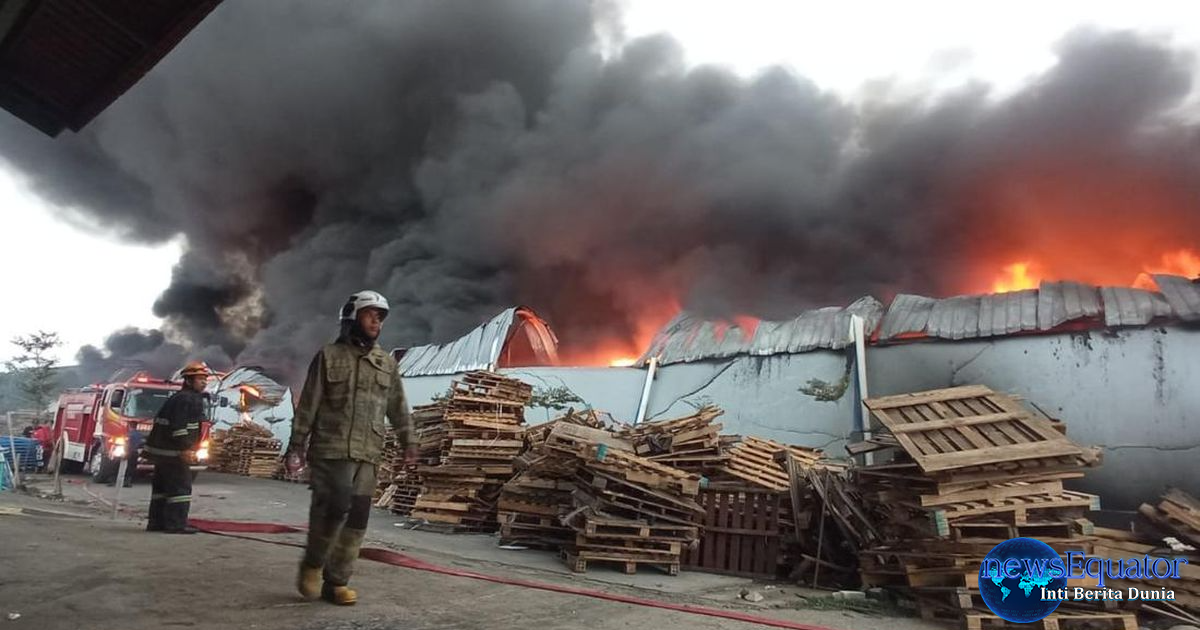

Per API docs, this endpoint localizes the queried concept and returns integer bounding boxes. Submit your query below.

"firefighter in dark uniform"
[285,290,416,606]
[144,361,210,534]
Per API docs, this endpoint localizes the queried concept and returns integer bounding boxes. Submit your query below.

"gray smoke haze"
[1,1,1199,384]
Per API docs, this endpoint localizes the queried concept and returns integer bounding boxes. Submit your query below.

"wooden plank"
[889,412,1025,434]
[865,385,995,409]
[898,405,969,454]
[917,440,1083,473]
[729,490,743,575]
[714,491,729,571]
[949,397,1024,447]
[919,480,1066,507]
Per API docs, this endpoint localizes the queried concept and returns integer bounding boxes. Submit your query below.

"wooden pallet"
[563,551,680,576]
[580,517,697,540]
[865,386,1083,473]
[964,612,1137,630]
[683,485,783,579]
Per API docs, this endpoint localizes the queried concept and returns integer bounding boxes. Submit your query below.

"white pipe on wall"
[633,357,659,425]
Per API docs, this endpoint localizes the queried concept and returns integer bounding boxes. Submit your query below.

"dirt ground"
[0,474,946,630]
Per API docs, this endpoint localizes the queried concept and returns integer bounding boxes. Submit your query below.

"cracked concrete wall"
[642,354,855,452]
[868,326,1200,509]
[400,356,855,451]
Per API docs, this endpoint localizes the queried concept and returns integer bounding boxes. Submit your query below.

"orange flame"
[608,357,637,367]
[991,262,1040,293]
[988,248,1200,294]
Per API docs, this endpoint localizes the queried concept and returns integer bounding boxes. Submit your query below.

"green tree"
[5,331,62,423]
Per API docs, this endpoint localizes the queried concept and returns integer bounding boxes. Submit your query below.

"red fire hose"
[187,518,844,630]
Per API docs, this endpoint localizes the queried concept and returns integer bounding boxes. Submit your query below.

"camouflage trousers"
[302,459,377,586]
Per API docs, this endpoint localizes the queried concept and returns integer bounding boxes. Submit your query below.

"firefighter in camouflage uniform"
[144,361,210,534]
[285,290,416,606]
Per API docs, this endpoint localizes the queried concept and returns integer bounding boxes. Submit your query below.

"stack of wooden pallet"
[408,371,531,531]
[372,428,402,507]
[853,385,1112,625]
[617,406,725,474]
[1085,521,1200,625]
[215,422,281,478]
[206,429,228,471]
[1138,487,1200,549]
[545,422,703,575]
[496,411,605,548]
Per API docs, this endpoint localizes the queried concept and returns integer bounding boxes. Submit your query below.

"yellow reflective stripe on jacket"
[166,495,192,504]
[143,445,182,457]
[171,429,189,437]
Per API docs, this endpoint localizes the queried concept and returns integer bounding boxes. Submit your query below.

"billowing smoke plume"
[75,328,232,384]
[1,1,1199,384]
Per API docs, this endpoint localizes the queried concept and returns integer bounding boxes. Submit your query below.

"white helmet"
[339,290,390,322]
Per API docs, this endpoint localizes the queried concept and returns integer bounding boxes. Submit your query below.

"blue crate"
[0,437,42,473]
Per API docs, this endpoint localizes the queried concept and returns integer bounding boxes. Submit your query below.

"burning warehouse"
[396,275,1200,510]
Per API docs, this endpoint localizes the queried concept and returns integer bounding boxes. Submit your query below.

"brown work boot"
[297,563,322,601]
[321,583,357,606]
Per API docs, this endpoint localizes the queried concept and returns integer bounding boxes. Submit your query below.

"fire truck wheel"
[90,448,116,485]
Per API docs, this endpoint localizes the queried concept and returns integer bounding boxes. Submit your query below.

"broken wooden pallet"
[864,386,1083,473]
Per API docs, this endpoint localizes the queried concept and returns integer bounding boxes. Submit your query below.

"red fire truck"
[52,371,212,482]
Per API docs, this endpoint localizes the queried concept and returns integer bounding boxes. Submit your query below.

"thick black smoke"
[75,328,231,383]
[1,1,1199,385]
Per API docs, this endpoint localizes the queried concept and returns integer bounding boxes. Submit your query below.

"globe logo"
[979,537,1068,623]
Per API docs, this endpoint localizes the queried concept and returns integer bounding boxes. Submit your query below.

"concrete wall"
[398,325,1200,510]
[404,354,857,452]
[868,326,1200,509]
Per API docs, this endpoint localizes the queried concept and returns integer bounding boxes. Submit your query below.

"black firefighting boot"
[146,495,166,532]
[162,496,198,534]
[321,527,366,605]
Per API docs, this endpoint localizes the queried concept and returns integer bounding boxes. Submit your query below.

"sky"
[0,167,181,365]
[0,0,1197,366]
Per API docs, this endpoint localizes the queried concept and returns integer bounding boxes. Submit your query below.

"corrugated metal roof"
[1100,287,1172,327]
[879,276,1196,342]
[878,294,936,339]
[397,307,559,376]
[1038,281,1101,330]
[1152,274,1200,322]
[638,296,884,366]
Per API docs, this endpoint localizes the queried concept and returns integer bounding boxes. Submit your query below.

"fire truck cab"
[52,371,211,481]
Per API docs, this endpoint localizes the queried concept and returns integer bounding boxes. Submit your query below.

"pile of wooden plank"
[1138,487,1200,549]
[546,422,703,575]
[853,385,1110,624]
[212,422,281,478]
[496,411,602,549]
[617,406,725,474]
[1086,521,1200,625]
[407,371,531,531]
[372,428,402,507]
[206,429,229,471]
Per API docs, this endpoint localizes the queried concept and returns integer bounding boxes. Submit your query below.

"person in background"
[143,361,211,534]
[31,424,52,471]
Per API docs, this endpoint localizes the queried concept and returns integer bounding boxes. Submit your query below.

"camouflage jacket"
[289,340,413,463]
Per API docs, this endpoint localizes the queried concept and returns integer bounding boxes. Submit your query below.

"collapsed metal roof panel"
[1100,287,1171,327]
[397,309,517,376]
[1037,281,1102,330]
[879,276,1196,342]
[878,294,936,339]
[396,307,560,376]
[1152,274,1200,322]
[639,296,884,366]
